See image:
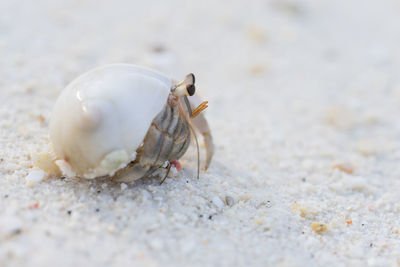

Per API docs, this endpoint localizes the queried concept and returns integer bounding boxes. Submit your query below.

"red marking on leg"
[168,94,180,106]
[171,160,183,171]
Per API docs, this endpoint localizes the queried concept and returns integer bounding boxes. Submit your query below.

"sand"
[2,0,400,266]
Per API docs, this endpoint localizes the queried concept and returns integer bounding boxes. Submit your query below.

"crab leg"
[191,112,214,170]
[180,95,214,170]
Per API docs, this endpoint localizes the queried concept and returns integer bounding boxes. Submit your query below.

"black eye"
[187,85,195,96]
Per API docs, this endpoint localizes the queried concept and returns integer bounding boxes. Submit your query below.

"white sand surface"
[2,0,400,266]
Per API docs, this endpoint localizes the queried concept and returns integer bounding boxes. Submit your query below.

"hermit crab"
[38,64,213,183]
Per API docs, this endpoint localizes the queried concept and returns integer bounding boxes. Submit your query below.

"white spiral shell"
[49,64,172,178]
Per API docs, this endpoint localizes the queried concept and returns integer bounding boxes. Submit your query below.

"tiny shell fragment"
[249,65,265,75]
[324,106,355,130]
[356,139,376,156]
[332,162,354,174]
[247,26,266,43]
[32,153,61,176]
[55,160,75,178]
[311,222,327,234]
[292,203,318,218]
[28,203,39,209]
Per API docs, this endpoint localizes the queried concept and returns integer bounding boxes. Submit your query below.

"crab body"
[48,64,213,182]
[114,94,191,182]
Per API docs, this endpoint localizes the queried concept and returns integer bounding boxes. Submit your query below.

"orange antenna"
[190,101,208,118]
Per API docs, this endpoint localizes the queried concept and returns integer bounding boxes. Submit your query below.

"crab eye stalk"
[187,84,195,96]
[172,73,196,97]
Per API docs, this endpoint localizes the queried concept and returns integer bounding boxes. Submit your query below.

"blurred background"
[3,0,400,167]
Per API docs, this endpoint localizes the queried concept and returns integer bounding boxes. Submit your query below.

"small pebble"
[120,183,128,190]
[26,170,47,187]
[212,196,225,209]
[0,216,22,237]
[67,210,72,215]
[225,196,234,207]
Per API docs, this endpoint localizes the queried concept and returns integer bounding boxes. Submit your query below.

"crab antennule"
[190,101,208,118]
